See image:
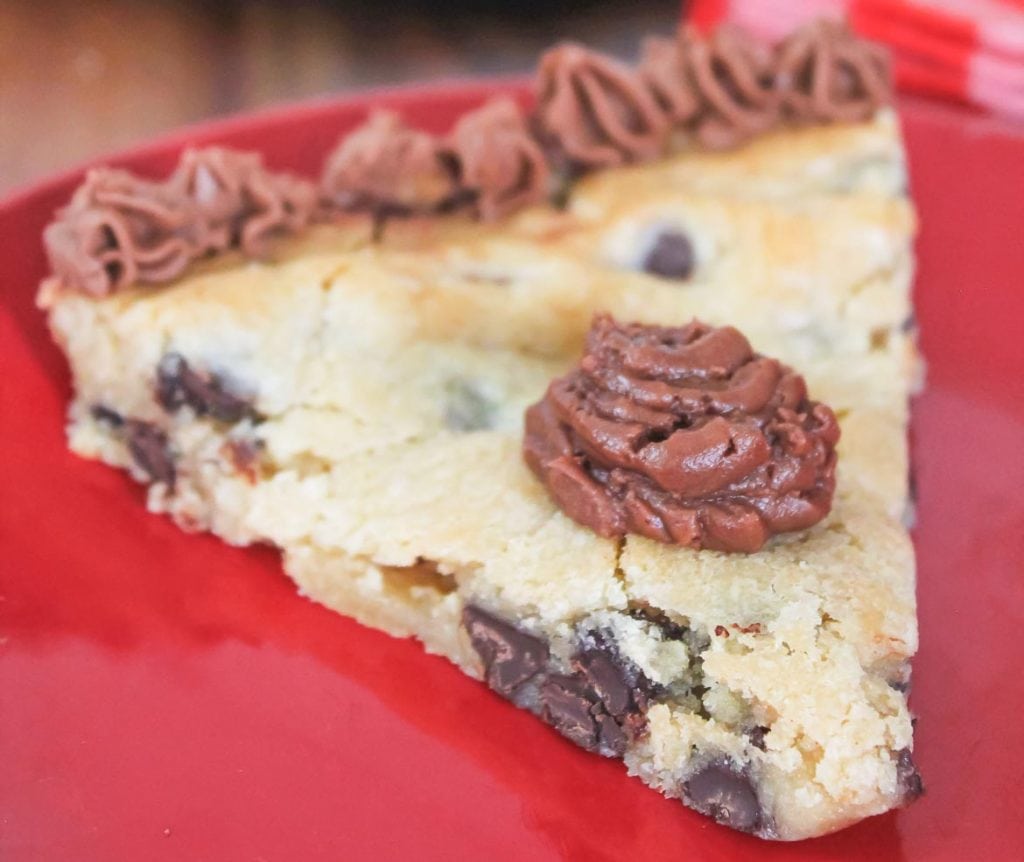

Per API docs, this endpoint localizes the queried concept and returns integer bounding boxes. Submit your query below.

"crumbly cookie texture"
[44,114,920,841]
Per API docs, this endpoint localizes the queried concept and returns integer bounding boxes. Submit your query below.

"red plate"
[1,84,1023,861]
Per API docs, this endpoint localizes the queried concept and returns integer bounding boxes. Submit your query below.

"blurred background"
[4,0,1023,197]
[0,0,681,196]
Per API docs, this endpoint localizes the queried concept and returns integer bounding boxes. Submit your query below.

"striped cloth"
[688,0,1024,118]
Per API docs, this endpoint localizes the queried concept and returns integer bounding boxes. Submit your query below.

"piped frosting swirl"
[534,43,670,169]
[775,19,892,124]
[445,97,550,220]
[523,315,840,553]
[175,147,318,257]
[639,35,702,124]
[43,148,317,299]
[43,170,197,297]
[686,24,781,150]
[41,19,893,298]
[320,110,455,214]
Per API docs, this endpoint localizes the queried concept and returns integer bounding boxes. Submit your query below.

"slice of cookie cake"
[39,20,922,840]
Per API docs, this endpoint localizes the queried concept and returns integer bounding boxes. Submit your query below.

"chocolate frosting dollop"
[445,97,550,221]
[43,148,317,299]
[685,25,781,150]
[523,315,840,553]
[320,110,455,214]
[43,169,197,297]
[43,21,895,298]
[534,43,669,169]
[173,147,318,257]
[775,19,892,124]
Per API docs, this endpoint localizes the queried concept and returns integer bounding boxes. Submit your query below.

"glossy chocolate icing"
[523,315,840,552]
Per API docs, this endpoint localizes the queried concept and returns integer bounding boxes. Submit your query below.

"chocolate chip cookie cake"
[38,19,922,841]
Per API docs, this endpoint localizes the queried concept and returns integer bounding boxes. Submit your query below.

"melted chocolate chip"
[156,353,258,424]
[595,712,629,755]
[896,748,924,801]
[462,608,654,757]
[462,605,549,698]
[642,230,695,280]
[552,638,651,756]
[124,420,176,487]
[578,640,652,715]
[90,404,124,427]
[576,647,633,716]
[684,762,762,834]
[540,674,600,751]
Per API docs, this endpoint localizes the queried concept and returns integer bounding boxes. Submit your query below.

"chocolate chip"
[462,605,549,698]
[155,354,194,411]
[888,667,912,694]
[595,712,629,756]
[90,404,124,427]
[540,674,600,751]
[443,379,495,432]
[642,230,695,280]
[627,606,713,683]
[747,726,769,751]
[896,748,924,801]
[156,353,257,424]
[463,609,654,757]
[684,763,762,834]
[544,637,652,756]
[575,642,653,719]
[124,420,176,488]
[628,605,689,641]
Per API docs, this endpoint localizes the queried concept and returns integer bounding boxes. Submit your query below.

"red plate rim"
[2,81,1024,862]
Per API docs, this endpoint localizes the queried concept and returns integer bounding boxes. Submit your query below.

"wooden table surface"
[0,0,679,196]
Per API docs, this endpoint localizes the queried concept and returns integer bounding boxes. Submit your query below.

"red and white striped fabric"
[688,0,1024,118]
